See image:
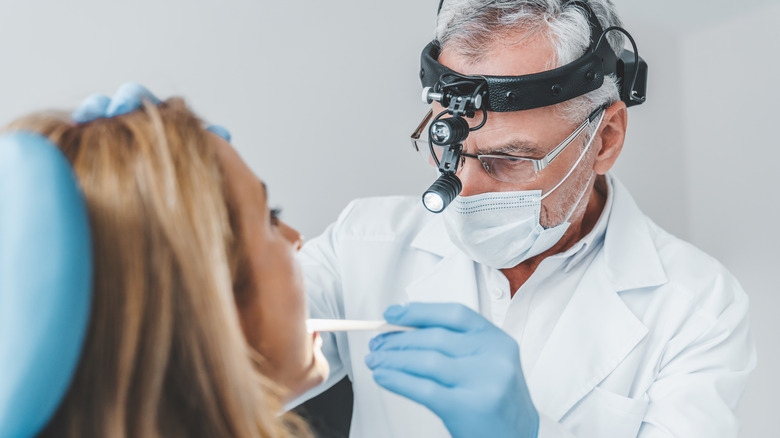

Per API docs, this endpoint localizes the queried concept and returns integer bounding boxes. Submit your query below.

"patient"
[4,98,328,437]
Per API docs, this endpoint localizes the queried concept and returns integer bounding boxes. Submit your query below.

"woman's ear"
[593,101,627,175]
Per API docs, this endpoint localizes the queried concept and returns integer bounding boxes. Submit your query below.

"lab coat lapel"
[526,175,665,421]
[405,214,480,311]
[526,258,647,421]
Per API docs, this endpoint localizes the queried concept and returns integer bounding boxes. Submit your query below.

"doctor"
[74,1,755,436]
[295,0,755,437]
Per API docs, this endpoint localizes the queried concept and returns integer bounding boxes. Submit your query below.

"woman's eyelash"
[270,208,282,225]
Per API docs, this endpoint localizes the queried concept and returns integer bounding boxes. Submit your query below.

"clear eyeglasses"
[410,106,606,184]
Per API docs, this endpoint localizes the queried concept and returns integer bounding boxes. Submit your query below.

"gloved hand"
[365,302,539,438]
[71,83,231,142]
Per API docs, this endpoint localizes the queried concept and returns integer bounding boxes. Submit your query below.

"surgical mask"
[442,114,602,269]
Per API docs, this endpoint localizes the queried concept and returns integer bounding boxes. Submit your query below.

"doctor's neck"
[501,175,608,296]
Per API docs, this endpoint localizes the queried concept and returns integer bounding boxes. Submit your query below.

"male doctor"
[75,1,755,437]
[293,1,756,437]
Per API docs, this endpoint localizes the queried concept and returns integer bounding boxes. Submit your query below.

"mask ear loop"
[541,109,605,201]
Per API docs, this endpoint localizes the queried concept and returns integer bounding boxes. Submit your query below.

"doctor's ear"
[592,101,627,175]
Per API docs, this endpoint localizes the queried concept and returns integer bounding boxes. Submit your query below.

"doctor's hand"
[71,83,231,141]
[365,302,539,438]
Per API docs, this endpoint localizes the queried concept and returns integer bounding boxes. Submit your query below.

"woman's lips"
[313,331,323,350]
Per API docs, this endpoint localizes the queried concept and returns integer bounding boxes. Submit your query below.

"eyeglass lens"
[414,142,538,183]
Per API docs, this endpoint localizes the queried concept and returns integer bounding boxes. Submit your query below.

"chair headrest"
[0,132,92,437]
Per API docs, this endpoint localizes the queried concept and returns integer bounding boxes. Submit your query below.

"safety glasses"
[410,106,605,183]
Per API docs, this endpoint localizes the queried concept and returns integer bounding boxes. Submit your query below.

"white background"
[1,1,777,435]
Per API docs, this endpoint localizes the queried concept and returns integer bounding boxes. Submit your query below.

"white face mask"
[442,114,602,269]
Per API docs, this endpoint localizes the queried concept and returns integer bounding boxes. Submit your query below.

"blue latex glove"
[71,83,161,123]
[71,83,231,142]
[0,133,92,437]
[366,302,539,438]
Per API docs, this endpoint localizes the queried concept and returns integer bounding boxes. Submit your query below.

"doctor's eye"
[270,208,282,226]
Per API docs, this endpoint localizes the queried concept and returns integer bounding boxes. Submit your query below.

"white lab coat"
[296,175,755,437]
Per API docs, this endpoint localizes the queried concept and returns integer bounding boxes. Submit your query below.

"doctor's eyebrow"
[475,139,543,157]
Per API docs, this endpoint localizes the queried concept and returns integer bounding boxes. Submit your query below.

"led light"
[431,122,452,144]
[422,173,462,213]
[423,192,445,213]
[429,117,470,146]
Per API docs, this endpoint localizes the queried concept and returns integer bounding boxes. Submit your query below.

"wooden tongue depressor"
[306,319,415,333]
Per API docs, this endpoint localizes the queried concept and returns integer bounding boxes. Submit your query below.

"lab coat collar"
[407,212,480,311]
[409,210,457,258]
[601,174,668,292]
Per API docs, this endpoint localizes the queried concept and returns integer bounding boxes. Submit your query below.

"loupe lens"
[413,141,445,168]
[430,117,470,146]
[431,122,452,144]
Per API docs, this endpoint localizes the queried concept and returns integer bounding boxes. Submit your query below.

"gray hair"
[436,0,624,129]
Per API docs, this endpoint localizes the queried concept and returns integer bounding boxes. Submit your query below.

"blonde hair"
[4,100,309,438]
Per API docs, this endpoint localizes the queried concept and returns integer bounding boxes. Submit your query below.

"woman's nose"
[278,220,303,251]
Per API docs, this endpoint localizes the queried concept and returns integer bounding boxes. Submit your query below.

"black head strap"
[422,1,618,112]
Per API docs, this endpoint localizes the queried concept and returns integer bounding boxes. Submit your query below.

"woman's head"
[4,99,326,437]
[216,134,328,399]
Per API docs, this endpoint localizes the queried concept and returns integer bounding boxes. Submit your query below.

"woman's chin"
[281,332,330,404]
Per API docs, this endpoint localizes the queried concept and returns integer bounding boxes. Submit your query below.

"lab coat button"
[492,288,504,299]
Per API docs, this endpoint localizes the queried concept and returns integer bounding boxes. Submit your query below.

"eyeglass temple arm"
[536,117,592,171]
[411,110,434,144]
[535,105,606,172]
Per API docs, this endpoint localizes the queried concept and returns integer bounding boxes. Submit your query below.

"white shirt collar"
[557,174,615,272]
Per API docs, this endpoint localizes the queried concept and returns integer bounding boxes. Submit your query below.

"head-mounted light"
[419,0,648,213]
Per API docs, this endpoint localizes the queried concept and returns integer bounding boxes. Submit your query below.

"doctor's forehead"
[468,123,545,156]
[467,107,566,157]
[473,137,544,156]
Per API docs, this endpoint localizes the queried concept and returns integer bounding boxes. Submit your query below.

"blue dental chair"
[0,132,92,437]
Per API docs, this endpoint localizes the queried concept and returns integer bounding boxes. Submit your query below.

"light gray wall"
[0,0,437,240]
[1,1,775,435]
[681,5,780,436]
[610,17,687,239]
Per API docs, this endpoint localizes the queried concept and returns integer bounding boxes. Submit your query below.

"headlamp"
[431,117,470,146]
[419,0,648,213]
[423,172,462,213]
